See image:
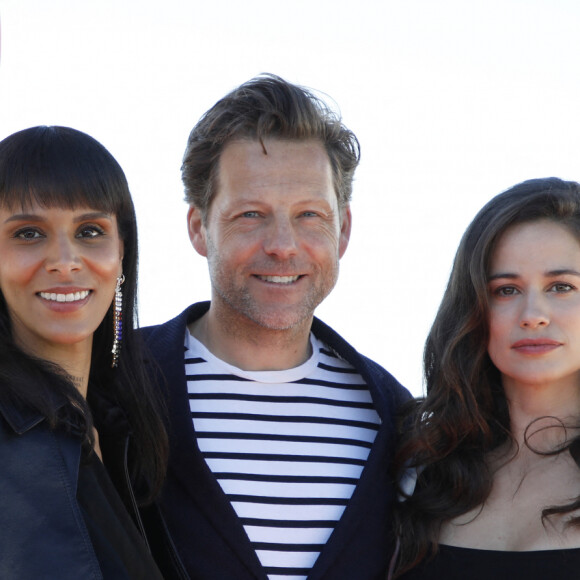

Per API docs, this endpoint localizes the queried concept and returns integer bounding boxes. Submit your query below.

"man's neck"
[188,309,313,371]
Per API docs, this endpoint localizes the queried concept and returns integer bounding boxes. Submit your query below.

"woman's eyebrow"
[545,268,580,277]
[3,211,113,224]
[488,268,580,281]
[487,272,518,282]
[3,213,43,224]
[73,212,112,222]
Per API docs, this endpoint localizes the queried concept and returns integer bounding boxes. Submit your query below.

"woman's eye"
[77,225,105,238]
[550,282,574,293]
[14,228,42,240]
[496,286,518,297]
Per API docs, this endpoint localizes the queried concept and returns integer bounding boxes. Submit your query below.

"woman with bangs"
[0,126,168,579]
[391,178,580,579]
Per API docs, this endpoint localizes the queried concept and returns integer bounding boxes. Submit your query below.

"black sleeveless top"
[398,544,580,580]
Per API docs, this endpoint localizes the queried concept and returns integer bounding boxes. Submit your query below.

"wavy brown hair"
[392,177,580,576]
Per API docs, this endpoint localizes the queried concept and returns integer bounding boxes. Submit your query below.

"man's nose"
[263,216,298,259]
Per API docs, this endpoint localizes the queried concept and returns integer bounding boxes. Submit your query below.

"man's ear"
[338,205,352,259]
[187,206,208,257]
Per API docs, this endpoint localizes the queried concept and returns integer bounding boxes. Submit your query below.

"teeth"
[40,290,90,302]
[259,275,300,284]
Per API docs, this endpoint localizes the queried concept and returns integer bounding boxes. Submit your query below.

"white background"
[1,0,579,396]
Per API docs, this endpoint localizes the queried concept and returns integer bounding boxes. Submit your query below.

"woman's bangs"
[0,153,119,214]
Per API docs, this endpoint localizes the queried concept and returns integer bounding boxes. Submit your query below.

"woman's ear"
[117,242,124,277]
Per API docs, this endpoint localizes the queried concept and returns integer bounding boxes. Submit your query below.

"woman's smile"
[0,204,123,357]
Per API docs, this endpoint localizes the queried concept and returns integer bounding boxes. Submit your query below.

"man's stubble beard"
[206,238,340,332]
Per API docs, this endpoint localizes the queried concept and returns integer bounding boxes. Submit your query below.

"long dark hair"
[392,177,580,576]
[0,126,167,503]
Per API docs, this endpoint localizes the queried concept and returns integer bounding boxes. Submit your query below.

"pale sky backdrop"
[1,0,579,396]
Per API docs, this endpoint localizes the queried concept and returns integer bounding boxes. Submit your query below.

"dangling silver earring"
[111,275,125,368]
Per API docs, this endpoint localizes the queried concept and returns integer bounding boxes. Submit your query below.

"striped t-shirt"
[185,329,381,580]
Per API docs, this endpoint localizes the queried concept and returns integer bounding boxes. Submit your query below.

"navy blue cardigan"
[142,302,411,580]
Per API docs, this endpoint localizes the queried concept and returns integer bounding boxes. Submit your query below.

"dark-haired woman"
[392,178,580,579]
[0,126,168,579]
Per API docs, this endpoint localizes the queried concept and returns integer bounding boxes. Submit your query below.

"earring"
[111,275,125,368]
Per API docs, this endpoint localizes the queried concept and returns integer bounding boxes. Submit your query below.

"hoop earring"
[111,275,125,368]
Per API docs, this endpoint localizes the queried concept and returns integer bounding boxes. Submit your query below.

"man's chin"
[214,293,321,332]
[242,306,315,332]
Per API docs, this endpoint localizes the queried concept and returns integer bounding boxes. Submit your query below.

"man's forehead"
[217,139,331,185]
[220,136,328,157]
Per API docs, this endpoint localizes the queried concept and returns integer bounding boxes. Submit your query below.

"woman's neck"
[503,377,580,453]
[17,338,93,398]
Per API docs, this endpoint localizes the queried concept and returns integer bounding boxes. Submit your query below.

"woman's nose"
[519,292,549,329]
[45,236,81,274]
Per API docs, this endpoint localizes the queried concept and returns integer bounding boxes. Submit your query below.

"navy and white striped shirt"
[185,330,381,580]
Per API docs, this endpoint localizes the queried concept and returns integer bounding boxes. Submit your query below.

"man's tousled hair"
[181,73,360,219]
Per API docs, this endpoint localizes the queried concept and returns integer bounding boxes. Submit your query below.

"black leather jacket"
[0,396,155,579]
